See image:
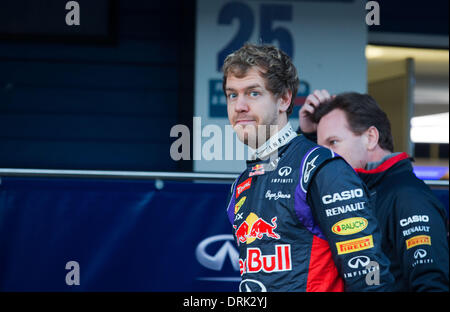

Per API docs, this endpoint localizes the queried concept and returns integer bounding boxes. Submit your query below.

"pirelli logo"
[406,235,431,250]
[336,235,374,255]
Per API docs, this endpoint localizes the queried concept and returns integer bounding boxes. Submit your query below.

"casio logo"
[400,215,429,227]
[322,189,364,204]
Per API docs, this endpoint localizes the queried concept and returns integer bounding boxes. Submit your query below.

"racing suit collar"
[250,123,297,161]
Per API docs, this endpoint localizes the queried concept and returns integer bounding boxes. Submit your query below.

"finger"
[321,89,331,100]
[314,89,327,103]
[303,105,315,115]
[305,94,319,108]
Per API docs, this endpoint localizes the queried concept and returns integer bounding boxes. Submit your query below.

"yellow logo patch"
[336,235,374,255]
[406,235,431,250]
[332,217,368,235]
[234,196,246,214]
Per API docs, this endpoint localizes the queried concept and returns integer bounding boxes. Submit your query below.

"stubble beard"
[235,115,278,149]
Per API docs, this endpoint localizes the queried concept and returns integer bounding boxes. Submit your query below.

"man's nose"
[234,95,249,112]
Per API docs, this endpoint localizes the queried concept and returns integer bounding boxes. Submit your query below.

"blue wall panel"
[0,177,239,291]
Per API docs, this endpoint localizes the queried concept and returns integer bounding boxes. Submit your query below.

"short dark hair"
[222,43,300,116]
[313,92,394,152]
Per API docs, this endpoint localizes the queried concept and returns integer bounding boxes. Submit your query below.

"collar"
[355,152,410,174]
[365,152,403,170]
[250,123,297,160]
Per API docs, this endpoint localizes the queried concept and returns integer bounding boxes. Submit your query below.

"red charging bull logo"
[233,213,280,246]
[252,164,263,171]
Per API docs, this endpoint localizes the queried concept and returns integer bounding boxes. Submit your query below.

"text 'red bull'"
[239,244,292,275]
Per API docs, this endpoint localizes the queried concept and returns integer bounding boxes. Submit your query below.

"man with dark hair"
[224,44,394,292]
[299,90,449,291]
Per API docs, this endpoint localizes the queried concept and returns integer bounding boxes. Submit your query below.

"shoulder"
[380,169,445,215]
[380,165,432,198]
[298,144,340,192]
[230,169,248,194]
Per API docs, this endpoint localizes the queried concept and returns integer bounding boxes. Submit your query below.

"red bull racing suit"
[226,124,394,291]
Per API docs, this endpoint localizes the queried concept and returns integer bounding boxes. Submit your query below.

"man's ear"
[278,90,292,113]
[365,126,380,151]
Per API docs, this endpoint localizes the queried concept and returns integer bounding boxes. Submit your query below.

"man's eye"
[250,91,259,97]
[228,93,237,99]
[329,140,338,146]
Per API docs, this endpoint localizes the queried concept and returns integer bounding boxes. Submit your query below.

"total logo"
[234,213,280,246]
[239,244,292,275]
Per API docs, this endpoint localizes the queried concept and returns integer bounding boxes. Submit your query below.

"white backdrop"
[194,0,367,173]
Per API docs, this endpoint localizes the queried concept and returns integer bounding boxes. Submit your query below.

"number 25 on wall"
[217,2,294,72]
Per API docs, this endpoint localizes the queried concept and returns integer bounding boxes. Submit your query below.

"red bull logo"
[233,213,280,246]
[239,244,292,275]
[249,169,265,177]
[249,164,265,177]
[251,164,263,171]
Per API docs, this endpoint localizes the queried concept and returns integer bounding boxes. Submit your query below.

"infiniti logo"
[239,279,267,292]
[414,249,427,259]
[348,256,371,269]
[196,235,239,271]
[278,166,292,177]
[195,234,240,282]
